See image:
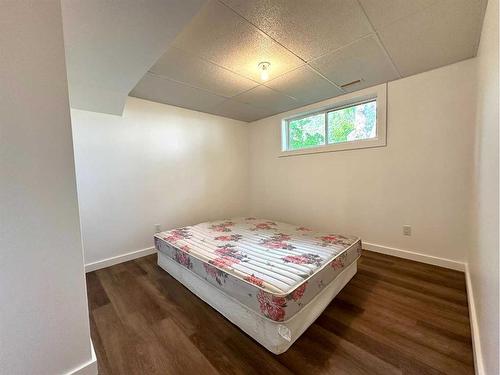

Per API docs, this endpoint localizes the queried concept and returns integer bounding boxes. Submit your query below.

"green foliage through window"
[328,101,376,144]
[286,100,377,150]
[288,113,325,150]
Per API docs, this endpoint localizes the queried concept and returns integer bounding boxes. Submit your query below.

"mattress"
[154,218,361,323]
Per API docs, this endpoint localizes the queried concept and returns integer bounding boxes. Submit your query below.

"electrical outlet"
[154,224,161,233]
[403,225,411,236]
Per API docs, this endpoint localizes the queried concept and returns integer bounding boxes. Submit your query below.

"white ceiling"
[61,0,205,115]
[128,0,487,122]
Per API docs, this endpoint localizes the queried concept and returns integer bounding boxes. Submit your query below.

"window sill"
[278,137,386,157]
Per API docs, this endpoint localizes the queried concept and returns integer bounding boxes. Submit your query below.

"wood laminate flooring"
[86,251,474,374]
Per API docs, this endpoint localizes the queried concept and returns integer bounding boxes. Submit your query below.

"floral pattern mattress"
[154,218,361,322]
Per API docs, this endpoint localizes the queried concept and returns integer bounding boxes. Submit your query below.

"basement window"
[281,84,387,156]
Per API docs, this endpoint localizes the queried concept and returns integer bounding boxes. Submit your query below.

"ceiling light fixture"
[258,62,271,81]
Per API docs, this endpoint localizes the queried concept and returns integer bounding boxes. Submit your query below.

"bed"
[154,217,361,354]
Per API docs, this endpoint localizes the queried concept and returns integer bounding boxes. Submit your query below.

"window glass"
[288,113,325,150]
[327,101,376,144]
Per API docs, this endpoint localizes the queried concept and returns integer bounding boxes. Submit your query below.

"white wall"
[71,97,249,266]
[0,2,94,374]
[469,0,499,373]
[248,59,477,266]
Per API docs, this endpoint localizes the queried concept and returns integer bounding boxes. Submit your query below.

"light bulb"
[261,69,269,81]
[258,62,270,81]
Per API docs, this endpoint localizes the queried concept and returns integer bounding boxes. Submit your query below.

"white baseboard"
[66,340,97,375]
[465,263,485,375]
[85,242,465,272]
[364,242,483,372]
[362,242,466,271]
[85,246,156,273]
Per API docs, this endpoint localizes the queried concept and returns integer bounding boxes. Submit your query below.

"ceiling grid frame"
[354,0,403,78]
[129,0,488,122]
[217,0,347,93]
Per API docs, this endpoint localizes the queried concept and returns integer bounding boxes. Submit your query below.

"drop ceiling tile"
[208,99,277,122]
[149,47,258,97]
[221,0,373,60]
[130,73,226,112]
[233,85,300,113]
[358,0,437,30]
[265,65,344,105]
[378,0,485,77]
[172,0,304,82]
[310,35,399,92]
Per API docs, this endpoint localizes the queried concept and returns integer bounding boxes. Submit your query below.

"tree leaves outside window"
[287,100,376,151]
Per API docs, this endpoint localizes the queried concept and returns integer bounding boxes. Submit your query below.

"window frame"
[280,84,387,157]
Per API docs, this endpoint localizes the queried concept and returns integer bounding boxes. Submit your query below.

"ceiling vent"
[340,79,362,88]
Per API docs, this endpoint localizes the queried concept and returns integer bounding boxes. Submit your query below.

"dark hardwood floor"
[86,251,475,374]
